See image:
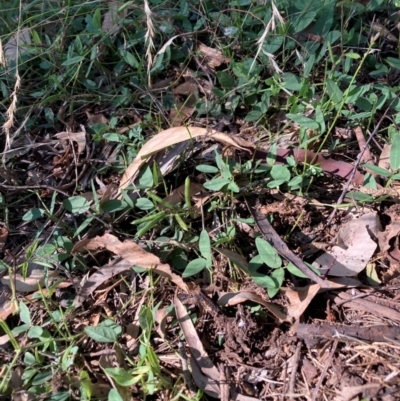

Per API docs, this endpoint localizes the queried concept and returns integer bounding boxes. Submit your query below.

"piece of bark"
[297,323,400,348]
[329,291,400,322]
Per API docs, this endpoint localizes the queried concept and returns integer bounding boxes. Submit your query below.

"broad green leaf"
[32,370,53,385]
[282,72,302,91]
[217,71,235,90]
[286,263,311,279]
[270,165,290,182]
[22,208,44,221]
[267,268,285,298]
[286,114,319,129]
[62,345,79,371]
[227,181,240,193]
[135,198,154,210]
[267,179,286,188]
[19,301,31,325]
[390,134,400,170]
[344,52,361,59]
[255,238,282,268]
[84,325,120,343]
[245,110,263,122]
[251,274,278,289]
[292,11,316,33]
[28,326,43,339]
[203,177,230,191]
[326,79,343,103]
[63,196,90,214]
[104,368,145,386]
[108,389,124,401]
[362,163,391,177]
[387,57,400,70]
[199,230,211,261]
[101,200,127,213]
[80,370,93,399]
[266,142,277,166]
[196,165,219,173]
[138,165,153,188]
[182,258,207,277]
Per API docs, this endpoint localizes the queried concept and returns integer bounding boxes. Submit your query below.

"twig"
[0,183,70,197]
[327,100,397,226]
[288,342,302,401]
[311,340,338,401]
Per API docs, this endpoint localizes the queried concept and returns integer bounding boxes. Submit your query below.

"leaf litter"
[2,6,400,399]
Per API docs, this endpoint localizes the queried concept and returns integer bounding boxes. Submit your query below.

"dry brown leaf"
[102,1,125,36]
[370,21,397,42]
[281,284,320,320]
[1,269,60,293]
[72,233,188,306]
[170,104,196,126]
[54,131,86,155]
[313,212,381,276]
[118,126,254,195]
[174,294,220,393]
[0,225,8,250]
[4,28,31,63]
[198,43,230,69]
[217,291,290,322]
[378,143,391,170]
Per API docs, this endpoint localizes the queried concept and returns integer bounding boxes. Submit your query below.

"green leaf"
[270,165,290,182]
[32,370,53,385]
[80,370,93,399]
[315,106,325,134]
[390,134,400,171]
[63,196,90,214]
[266,142,277,166]
[101,200,128,213]
[362,163,391,177]
[203,177,230,191]
[326,79,343,103]
[61,56,84,66]
[227,181,240,193]
[217,71,235,90]
[28,326,43,338]
[282,73,302,91]
[251,274,278,289]
[199,230,211,261]
[104,368,144,386]
[255,238,282,268]
[286,263,310,279]
[386,57,400,70]
[138,165,154,188]
[245,110,263,122]
[108,389,124,401]
[182,258,207,277]
[346,191,373,202]
[22,208,44,221]
[84,325,120,343]
[286,114,319,129]
[136,198,154,210]
[267,268,285,298]
[292,11,316,33]
[196,165,219,173]
[344,52,361,59]
[19,301,31,325]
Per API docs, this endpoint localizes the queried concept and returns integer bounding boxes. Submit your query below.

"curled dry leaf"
[54,131,86,155]
[217,291,290,323]
[174,294,220,396]
[1,269,59,293]
[118,126,254,195]
[0,225,8,250]
[313,212,381,276]
[72,233,188,306]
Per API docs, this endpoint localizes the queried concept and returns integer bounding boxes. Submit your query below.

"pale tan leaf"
[281,284,320,320]
[378,143,391,170]
[198,43,230,69]
[174,294,220,381]
[4,28,31,63]
[1,269,59,293]
[118,126,254,194]
[54,131,86,155]
[72,233,188,302]
[102,1,124,36]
